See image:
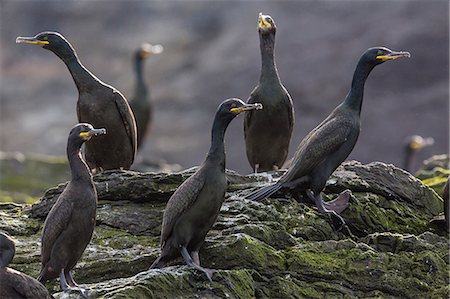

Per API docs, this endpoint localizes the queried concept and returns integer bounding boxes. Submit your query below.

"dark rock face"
[1,161,448,298]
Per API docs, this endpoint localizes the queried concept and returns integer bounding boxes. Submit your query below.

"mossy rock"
[2,160,448,298]
[0,152,69,199]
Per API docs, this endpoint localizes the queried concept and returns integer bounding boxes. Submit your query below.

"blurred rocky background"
[1,0,448,176]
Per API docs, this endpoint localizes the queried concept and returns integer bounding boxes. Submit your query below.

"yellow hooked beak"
[16,36,49,46]
[79,128,107,139]
[230,103,263,114]
[258,13,272,30]
[376,51,411,61]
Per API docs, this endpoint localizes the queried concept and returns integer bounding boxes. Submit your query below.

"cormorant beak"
[258,13,272,30]
[231,103,263,114]
[410,136,434,150]
[376,50,411,61]
[140,43,163,58]
[79,128,107,139]
[16,36,49,47]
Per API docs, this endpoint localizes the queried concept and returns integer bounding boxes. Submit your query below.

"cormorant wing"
[41,193,73,266]
[8,268,54,299]
[160,170,205,247]
[281,115,353,183]
[112,89,138,163]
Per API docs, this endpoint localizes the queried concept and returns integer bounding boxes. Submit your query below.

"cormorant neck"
[134,55,148,96]
[206,117,230,170]
[51,44,100,92]
[344,59,376,112]
[67,142,92,183]
[259,32,280,85]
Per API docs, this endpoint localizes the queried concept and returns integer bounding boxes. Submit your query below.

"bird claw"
[202,267,215,282]
[322,189,351,214]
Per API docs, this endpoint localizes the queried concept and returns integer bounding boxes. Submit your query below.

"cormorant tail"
[245,183,283,201]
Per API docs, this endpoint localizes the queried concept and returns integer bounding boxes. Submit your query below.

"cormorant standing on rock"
[16,32,137,172]
[151,99,262,281]
[129,43,163,151]
[246,47,410,226]
[244,13,294,173]
[403,135,434,172]
[0,232,54,299]
[37,123,106,298]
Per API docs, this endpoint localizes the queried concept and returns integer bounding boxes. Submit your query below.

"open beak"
[231,103,263,114]
[376,50,411,61]
[16,36,49,46]
[79,128,107,138]
[258,13,272,30]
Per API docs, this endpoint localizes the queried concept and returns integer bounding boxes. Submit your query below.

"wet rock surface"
[1,160,448,298]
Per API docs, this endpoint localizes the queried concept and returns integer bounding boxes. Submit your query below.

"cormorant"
[150,99,262,281]
[246,47,410,226]
[129,43,163,151]
[0,232,54,299]
[37,123,106,298]
[16,32,137,172]
[403,135,434,172]
[244,13,294,173]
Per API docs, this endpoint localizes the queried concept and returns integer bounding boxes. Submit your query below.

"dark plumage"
[129,43,163,150]
[0,232,53,299]
[403,135,434,172]
[16,32,137,172]
[37,123,106,297]
[244,13,294,173]
[151,99,262,280]
[246,47,410,225]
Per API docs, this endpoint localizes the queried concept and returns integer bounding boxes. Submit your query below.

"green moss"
[203,233,285,273]
[0,154,69,198]
[285,242,447,298]
[93,225,159,249]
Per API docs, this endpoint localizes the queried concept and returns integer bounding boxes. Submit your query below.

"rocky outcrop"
[1,160,448,298]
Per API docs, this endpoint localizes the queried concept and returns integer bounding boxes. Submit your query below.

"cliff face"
[1,160,448,298]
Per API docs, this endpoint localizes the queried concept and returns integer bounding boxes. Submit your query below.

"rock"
[2,160,448,298]
[0,152,69,202]
[416,154,449,197]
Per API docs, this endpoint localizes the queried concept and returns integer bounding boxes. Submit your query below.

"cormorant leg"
[322,189,351,214]
[306,190,346,230]
[64,269,76,287]
[180,246,214,282]
[60,269,89,298]
[254,164,260,174]
[191,251,200,266]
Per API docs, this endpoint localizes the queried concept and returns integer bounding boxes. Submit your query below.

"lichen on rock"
[2,160,448,298]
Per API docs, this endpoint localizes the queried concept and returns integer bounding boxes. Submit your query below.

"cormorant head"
[258,13,276,35]
[16,31,76,59]
[403,135,434,171]
[362,47,411,66]
[0,232,15,268]
[68,123,106,150]
[136,43,164,60]
[215,98,263,124]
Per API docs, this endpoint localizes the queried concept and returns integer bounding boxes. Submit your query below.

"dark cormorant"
[150,99,262,281]
[37,123,106,298]
[403,135,434,172]
[0,232,54,299]
[246,47,410,226]
[244,13,294,173]
[129,43,163,151]
[16,32,137,172]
